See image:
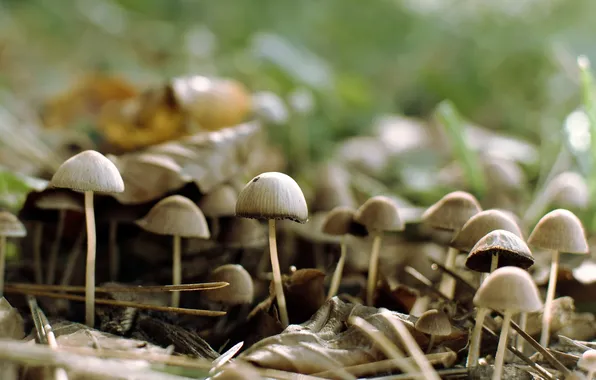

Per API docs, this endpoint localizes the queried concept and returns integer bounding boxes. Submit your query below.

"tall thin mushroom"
[527,209,588,347]
[0,211,26,297]
[235,172,308,328]
[473,267,542,380]
[136,195,210,308]
[354,196,404,306]
[198,184,237,239]
[50,150,124,327]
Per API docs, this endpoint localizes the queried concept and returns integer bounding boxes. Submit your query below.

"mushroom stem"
[540,249,560,347]
[47,210,66,284]
[84,190,96,327]
[490,254,499,273]
[366,232,383,306]
[426,334,436,354]
[108,220,119,282]
[410,295,430,317]
[172,234,182,308]
[327,236,347,299]
[268,219,289,328]
[493,310,513,380]
[0,235,5,297]
[467,307,489,367]
[32,223,43,284]
[438,247,458,299]
[516,312,528,354]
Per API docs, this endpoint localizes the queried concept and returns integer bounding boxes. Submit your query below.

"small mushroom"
[528,209,588,347]
[450,209,523,253]
[422,191,481,299]
[136,195,210,307]
[35,191,84,285]
[217,218,266,249]
[578,350,596,379]
[321,206,359,299]
[465,229,534,274]
[472,267,542,380]
[0,211,26,297]
[354,196,404,306]
[205,264,254,306]
[198,184,238,238]
[50,150,124,327]
[235,172,308,328]
[414,309,452,353]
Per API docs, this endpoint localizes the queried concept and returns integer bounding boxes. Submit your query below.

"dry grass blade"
[365,367,469,379]
[210,341,244,373]
[348,316,420,378]
[8,282,229,293]
[9,288,226,317]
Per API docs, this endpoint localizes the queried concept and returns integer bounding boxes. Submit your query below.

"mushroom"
[354,196,403,306]
[578,350,596,379]
[136,195,210,307]
[235,172,308,328]
[205,264,254,305]
[465,229,534,367]
[198,184,238,238]
[321,206,360,299]
[414,309,452,353]
[50,150,124,327]
[290,211,341,270]
[422,191,481,299]
[527,209,588,347]
[34,191,84,284]
[217,218,266,249]
[472,267,542,380]
[0,211,26,297]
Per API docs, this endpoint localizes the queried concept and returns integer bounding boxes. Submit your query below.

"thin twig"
[7,281,229,293]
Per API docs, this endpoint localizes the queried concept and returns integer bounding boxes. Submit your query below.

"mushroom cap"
[354,196,404,232]
[578,350,596,372]
[465,229,534,272]
[0,211,26,237]
[217,217,266,248]
[235,172,308,223]
[34,191,84,212]
[291,212,342,243]
[321,206,358,236]
[204,264,254,305]
[50,150,124,193]
[451,209,523,253]
[547,172,589,210]
[528,209,588,254]
[473,266,543,313]
[422,191,481,231]
[135,195,210,238]
[198,184,238,217]
[414,309,452,336]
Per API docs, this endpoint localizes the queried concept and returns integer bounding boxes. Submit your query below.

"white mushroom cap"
[0,211,26,237]
[235,172,308,223]
[136,195,210,238]
[528,209,588,254]
[473,266,543,313]
[51,150,124,193]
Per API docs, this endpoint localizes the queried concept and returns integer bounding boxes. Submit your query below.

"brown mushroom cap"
[422,191,481,231]
[451,209,523,252]
[414,309,452,336]
[473,266,543,313]
[135,195,210,238]
[0,211,27,237]
[465,229,534,272]
[235,172,308,223]
[321,206,358,236]
[354,195,404,232]
[34,191,84,212]
[198,184,238,217]
[527,209,588,254]
[50,150,124,193]
[204,264,254,305]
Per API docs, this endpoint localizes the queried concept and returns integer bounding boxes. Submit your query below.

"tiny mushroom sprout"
[527,209,588,347]
[35,191,84,285]
[414,309,452,353]
[235,172,308,328]
[198,184,238,238]
[0,211,26,297]
[321,206,359,299]
[136,195,210,308]
[422,191,481,299]
[472,267,543,380]
[354,196,404,306]
[465,229,534,368]
[205,264,254,306]
[50,150,124,327]
[578,350,596,379]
